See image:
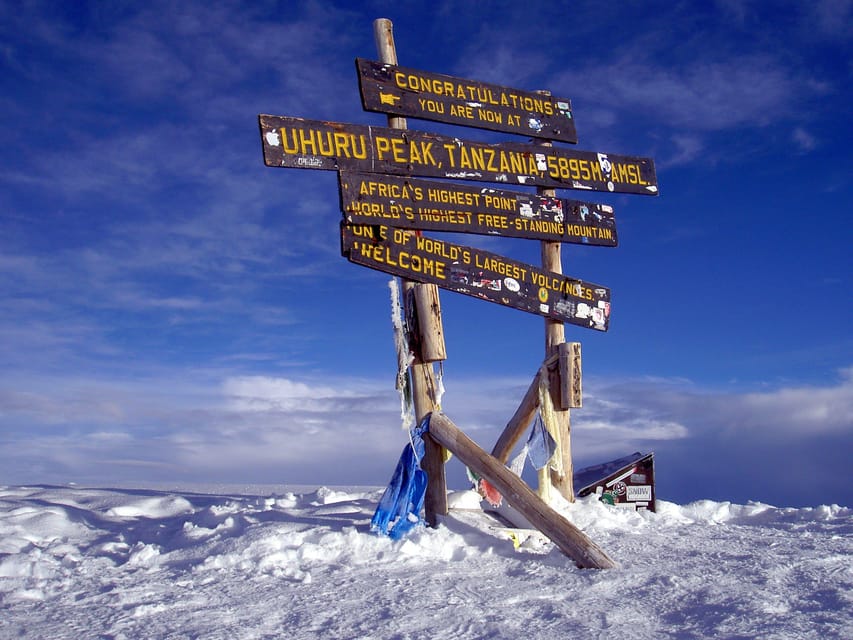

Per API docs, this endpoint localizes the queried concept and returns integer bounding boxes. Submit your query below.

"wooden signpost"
[258,17,660,570]
[339,171,618,246]
[341,223,611,331]
[356,58,578,143]
[259,114,658,195]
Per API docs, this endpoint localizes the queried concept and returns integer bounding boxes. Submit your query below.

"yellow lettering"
[469,147,486,171]
[450,103,474,119]
[281,127,298,154]
[390,138,406,163]
[297,128,317,155]
[613,162,631,183]
[478,109,503,125]
[569,158,580,180]
[476,213,509,229]
[484,194,514,211]
[483,148,497,172]
[459,146,472,169]
[627,164,647,185]
[418,141,436,166]
[375,136,392,160]
[409,140,423,165]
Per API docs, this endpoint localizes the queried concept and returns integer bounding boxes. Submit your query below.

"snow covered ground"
[1,484,850,639]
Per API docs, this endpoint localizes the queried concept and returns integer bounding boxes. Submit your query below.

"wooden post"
[536,99,574,502]
[374,18,447,525]
[490,348,563,463]
[411,283,446,362]
[491,372,540,464]
[429,412,616,569]
[560,342,582,409]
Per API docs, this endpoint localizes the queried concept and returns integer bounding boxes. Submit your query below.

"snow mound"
[0,484,850,639]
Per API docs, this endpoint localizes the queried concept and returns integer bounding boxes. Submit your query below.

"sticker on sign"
[626,485,653,502]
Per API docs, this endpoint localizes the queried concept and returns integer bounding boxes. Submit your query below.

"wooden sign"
[339,171,617,246]
[356,58,578,143]
[341,224,611,331]
[259,115,658,196]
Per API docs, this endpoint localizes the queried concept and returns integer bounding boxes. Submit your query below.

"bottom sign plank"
[341,224,611,331]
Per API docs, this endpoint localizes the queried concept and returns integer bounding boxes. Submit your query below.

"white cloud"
[555,56,796,132]
[580,368,853,444]
[663,134,705,167]
[792,127,818,152]
[1,366,851,504]
[222,375,361,413]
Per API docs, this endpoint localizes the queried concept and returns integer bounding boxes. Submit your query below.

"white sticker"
[627,485,652,502]
[265,131,280,146]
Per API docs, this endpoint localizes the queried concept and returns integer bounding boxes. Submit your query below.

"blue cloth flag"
[527,413,557,470]
[370,415,429,540]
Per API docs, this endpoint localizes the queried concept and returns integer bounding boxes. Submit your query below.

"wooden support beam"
[374,18,447,525]
[490,350,562,464]
[429,412,616,569]
[536,105,574,502]
[407,352,446,526]
[412,283,446,363]
[491,372,540,464]
[559,342,582,409]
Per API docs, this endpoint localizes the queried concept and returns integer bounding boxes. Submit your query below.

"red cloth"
[478,478,502,507]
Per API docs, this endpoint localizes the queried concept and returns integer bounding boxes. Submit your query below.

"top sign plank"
[356,58,578,143]
[259,115,658,196]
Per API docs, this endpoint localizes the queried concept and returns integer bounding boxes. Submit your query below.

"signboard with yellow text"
[259,115,658,195]
[339,171,618,246]
[341,224,611,331]
[356,58,578,143]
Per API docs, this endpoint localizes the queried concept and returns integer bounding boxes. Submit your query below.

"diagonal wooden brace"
[429,412,616,569]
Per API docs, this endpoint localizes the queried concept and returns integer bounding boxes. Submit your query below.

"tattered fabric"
[370,415,429,539]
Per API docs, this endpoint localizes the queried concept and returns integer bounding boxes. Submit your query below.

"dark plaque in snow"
[575,452,656,512]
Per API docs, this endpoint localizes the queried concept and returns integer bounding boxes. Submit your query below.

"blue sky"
[1,1,851,507]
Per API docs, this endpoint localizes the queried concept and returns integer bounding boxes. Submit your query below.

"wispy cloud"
[792,127,818,152]
[662,134,705,167]
[583,368,853,441]
[3,367,850,504]
[434,5,840,169]
[554,56,797,133]
[809,0,853,39]
[0,370,405,485]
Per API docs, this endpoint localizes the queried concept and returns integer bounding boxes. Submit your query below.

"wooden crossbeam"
[429,412,616,569]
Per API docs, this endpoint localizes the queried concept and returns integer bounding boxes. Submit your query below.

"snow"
[0,484,850,639]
